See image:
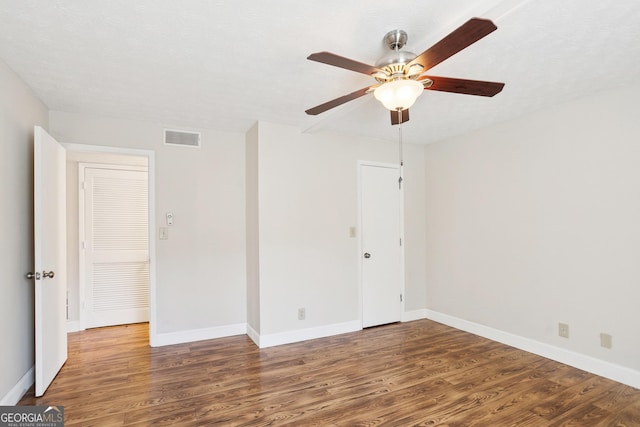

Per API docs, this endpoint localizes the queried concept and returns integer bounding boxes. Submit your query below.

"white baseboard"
[1,366,34,405]
[66,320,83,333]
[251,312,431,348]
[256,320,362,348]
[424,309,640,390]
[402,309,429,322]
[151,322,247,347]
[246,324,260,347]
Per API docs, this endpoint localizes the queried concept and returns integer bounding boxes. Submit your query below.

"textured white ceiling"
[0,0,638,144]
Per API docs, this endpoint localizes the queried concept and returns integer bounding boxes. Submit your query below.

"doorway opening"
[64,144,156,344]
[79,163,149,329]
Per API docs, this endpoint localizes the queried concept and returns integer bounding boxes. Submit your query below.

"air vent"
[164,129,201,148]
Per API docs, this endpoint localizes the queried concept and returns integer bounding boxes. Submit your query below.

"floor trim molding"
[254,320,362,349]
[1,366,34,405]
[424,309,640,390]
[151,322,247,347]
[402,309,429,322]
[66,320,83,333]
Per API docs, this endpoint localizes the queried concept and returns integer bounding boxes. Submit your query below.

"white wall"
[0,60,49,404]
[424,84,640,372]
[50,111,247,335]
[252,122,427,337]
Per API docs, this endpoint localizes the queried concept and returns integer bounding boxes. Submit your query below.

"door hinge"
[400,294,403,302]
[400,238,402,246]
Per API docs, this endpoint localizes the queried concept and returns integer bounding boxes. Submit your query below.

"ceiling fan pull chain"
[398,109,404,166]
[398,109,404,189]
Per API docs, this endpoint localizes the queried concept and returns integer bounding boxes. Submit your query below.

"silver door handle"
[26,272,41,280]
[42,271,55,279]
[364,253,371,259]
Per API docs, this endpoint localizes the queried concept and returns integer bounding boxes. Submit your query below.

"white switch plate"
[600,333,612,349]
[159,227,169,240]
[166,212,174,226]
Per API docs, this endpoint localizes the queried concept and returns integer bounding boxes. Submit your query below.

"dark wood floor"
[19,319,640,426]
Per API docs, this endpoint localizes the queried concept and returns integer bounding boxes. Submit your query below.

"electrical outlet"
[558,322,569,338]
[600,333,612,349]
[298,308,306,320]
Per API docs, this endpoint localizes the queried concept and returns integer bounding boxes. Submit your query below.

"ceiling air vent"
[164,129,201,148]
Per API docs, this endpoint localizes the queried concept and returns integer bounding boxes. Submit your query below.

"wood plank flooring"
[19,319,640,426]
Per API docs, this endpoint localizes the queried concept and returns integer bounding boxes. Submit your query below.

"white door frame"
[64,143,158,346]
[357,160,405,327]
[78,163,149,330]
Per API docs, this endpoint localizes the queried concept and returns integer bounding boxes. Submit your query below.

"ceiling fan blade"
[424,76,505,97]
[390,109,409,125]
[305,86,373,115]
[308,51,382,76]
[408,18,497,72]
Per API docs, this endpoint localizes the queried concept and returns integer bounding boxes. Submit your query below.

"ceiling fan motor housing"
[375,50,417,70]
[374,29,422,83]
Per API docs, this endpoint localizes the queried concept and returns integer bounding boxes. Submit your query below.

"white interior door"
[81,165,149,328]
[33,126,67,397]
[360,163,403,328]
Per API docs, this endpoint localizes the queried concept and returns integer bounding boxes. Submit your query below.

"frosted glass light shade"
[374,79,424,111]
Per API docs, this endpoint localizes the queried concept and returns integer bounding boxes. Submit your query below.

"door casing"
[64,143,158,345]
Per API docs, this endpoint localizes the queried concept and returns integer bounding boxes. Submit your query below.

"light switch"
[166,212,174,226]
[159,227,169,240]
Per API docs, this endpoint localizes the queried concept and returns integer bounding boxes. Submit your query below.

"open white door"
[360,163,403,328]
[32,126,67,397]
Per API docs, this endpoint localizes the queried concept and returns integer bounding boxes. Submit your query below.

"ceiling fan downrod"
[383,29,408,51]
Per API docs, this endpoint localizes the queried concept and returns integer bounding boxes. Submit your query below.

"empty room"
[1,0,639,425]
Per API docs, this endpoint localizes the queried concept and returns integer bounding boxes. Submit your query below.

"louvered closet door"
[83,167,149,328]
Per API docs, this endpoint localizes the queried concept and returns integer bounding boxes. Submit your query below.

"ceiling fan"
[305,18,505,125]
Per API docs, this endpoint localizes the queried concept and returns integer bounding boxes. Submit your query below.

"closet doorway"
[65,146,155,338]
[79,163,149,328]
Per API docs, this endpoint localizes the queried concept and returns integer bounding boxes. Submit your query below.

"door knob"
[364,252,371,259]
[42,271,55,279]
[26,272,41,280]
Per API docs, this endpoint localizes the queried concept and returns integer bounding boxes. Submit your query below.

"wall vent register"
[164,129,201,148]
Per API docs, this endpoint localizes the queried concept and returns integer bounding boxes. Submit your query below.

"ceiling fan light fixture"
[374,79,424,111]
